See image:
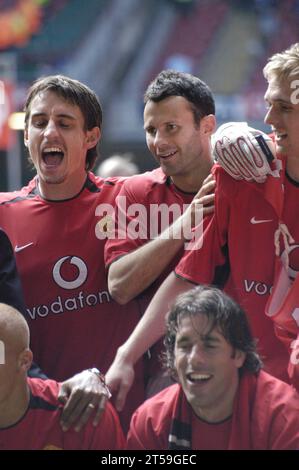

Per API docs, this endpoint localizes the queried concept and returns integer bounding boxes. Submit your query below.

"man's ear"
[24,128,29,148]
[18,348,33,373]
[234,349,246,369]
[86,127,101,149]
[201,114,216,136]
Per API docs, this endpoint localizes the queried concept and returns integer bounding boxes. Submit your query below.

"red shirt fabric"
[0,173,144,428]
[0,378,125,450]
[104,168,197,380]
[175,164,299,383]
[127,371,299,450]
[105,167,195,303]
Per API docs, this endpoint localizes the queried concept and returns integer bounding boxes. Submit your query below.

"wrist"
[88,368,111,398]
[117,343,138,365]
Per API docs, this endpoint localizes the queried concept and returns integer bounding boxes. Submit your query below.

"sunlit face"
[174,314,245,422]
[144,96,213,184]
[264,76,299,160]
[24,91,100,197]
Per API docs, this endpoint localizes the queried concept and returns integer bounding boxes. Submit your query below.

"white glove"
[212,122,281,183]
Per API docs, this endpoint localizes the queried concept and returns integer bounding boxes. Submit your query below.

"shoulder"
[213,163,273,204]
[132,383,180,423]
[256,370,299,406]
[28,377,60,407]
[120,168,167,197]
[252,371,299,449]
[0,178,38,205]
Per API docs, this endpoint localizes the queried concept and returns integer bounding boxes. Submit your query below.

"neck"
[38,173,87,200]
[171,162,213,193]
[191,376,239,423]
[286,157,299,183]
[0,382,30,428]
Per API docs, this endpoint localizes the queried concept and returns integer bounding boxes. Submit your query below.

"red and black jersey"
[127,372,299,450]
[176,164,299,382]
[0,173,144,428]
[0,378,125,450]
[105,167,196,310]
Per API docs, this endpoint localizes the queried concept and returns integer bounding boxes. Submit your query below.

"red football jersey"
[0,173,144,428]
[176,165,299,383]
[0,378,125,450]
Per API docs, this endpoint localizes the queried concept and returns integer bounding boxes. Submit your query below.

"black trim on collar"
[29,393,58,412]
[0,185,38,206]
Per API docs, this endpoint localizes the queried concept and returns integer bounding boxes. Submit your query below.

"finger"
[202,173,215,184]
[197,180,216,198]
[92,395,107,426]
[57,389,68,405]
[202,204,215,215]
[115,386,128,412]
[74,402,97,433]
[60,391,90,431]
[197,194,215,206]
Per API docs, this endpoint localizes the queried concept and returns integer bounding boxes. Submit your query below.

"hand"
[180,174,215,240]
[105,350,135,412]
[58,369,110,432]
[191,173,215,222]
[212,122,281,183]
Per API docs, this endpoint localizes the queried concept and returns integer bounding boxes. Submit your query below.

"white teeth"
[158,151,176,158]
[189,373,211,380]
[43,147,63,153]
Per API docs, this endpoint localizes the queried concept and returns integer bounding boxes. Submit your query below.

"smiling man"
[105,44,299,402]
[0,75,144,431]
[127,286,299,450]
[105,70,215,406]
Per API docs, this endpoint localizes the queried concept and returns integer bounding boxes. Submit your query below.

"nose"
[154,130,168,148]
[189,344,206,367]
[264,106,278,127]
[43,120,60,139]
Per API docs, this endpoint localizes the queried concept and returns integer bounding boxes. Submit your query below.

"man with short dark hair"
[105,70,216,407]
[106,44,299,404]
[127,287,299,450]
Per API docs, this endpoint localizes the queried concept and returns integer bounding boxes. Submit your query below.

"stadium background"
[0,0,298,189]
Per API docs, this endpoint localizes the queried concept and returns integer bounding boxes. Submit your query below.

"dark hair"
[144,70,215,126]
[24,75,102,171]
[164,285,262,377]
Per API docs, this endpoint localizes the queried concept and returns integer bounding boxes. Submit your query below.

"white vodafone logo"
[53,256,88,290]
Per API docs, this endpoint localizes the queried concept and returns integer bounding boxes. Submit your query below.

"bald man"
[0,304,124,450]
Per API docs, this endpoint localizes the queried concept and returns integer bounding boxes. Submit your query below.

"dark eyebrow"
[31,113,77,120]
[201,334,221,344]
[264,96,292,106]
[176,334,190,344]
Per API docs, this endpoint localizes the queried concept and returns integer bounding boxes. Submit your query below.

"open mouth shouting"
[42,146,65,168]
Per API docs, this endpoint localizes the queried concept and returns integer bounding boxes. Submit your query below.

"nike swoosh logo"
[250,217,273,225]
[15,242,34,253]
